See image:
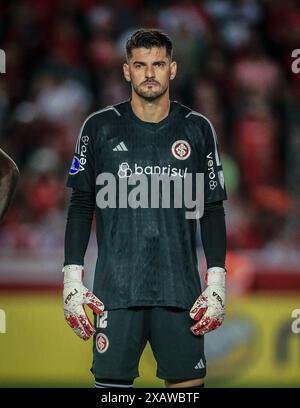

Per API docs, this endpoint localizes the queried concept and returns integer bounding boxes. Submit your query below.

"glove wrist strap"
[206,267,226,287]
[62,265,83,282]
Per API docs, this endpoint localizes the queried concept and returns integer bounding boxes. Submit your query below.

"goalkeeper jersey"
[67,99,227,310]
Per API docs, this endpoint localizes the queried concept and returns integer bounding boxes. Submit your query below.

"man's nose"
[145,65,155,78]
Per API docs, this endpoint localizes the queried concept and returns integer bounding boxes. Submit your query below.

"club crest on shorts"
[171,140,191,160]
[96,333,109,353]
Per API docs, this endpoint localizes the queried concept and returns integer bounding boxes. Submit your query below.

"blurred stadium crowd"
[0,0,300,258]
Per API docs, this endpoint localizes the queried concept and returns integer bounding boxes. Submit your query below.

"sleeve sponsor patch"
[69,155,84,175]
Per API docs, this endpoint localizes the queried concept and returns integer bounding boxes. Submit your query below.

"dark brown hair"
[126,28,173,61]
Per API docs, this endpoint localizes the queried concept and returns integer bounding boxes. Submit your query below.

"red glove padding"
[190,267,225,336]
[63,265,105,341]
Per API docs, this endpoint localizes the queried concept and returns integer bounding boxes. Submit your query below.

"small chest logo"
[171,140,191,160]
[113,141,128,151]
[96,333,109,353]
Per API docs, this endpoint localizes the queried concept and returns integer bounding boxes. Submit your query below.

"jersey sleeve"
[66,116,96,192]
[202,118,228,204]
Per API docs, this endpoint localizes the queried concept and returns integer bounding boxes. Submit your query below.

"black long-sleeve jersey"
[66,99,227,310]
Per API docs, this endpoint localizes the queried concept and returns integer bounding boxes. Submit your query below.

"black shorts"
[91,306,206,381]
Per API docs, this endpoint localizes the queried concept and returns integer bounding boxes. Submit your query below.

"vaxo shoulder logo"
[207,152,218,190]
[69,135,89,175]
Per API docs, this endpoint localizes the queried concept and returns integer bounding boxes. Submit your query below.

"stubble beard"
[132,80,169,102]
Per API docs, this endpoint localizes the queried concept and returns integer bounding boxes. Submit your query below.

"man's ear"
[123,63,131,82]
[170,61,177,80]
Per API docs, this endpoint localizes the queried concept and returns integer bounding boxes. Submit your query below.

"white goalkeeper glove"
[190,267,226,336]
[63,264,105,341]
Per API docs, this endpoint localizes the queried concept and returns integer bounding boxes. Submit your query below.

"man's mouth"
[144,81,158,86]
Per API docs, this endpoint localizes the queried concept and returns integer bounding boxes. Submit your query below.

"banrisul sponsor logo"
[117,162,188,178]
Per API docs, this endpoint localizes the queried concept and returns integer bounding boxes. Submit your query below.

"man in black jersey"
[0,148,19,223]
[63,29,227,389]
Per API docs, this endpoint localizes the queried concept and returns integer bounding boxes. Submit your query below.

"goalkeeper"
[63,28,227,389]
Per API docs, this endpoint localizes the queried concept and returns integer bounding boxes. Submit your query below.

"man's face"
[123,47,177,101]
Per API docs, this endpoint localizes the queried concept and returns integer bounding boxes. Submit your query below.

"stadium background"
[0,0,300,388]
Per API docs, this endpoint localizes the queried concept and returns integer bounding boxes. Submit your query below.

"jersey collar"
[126,99,179,131]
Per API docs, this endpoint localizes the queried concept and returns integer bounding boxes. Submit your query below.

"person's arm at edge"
[0,148,19,223]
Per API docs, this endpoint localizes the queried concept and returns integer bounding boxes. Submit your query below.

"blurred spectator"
[203,0,263,50]
[234,96,279,191]
[232,42,282,98]
[34,74,92,123]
